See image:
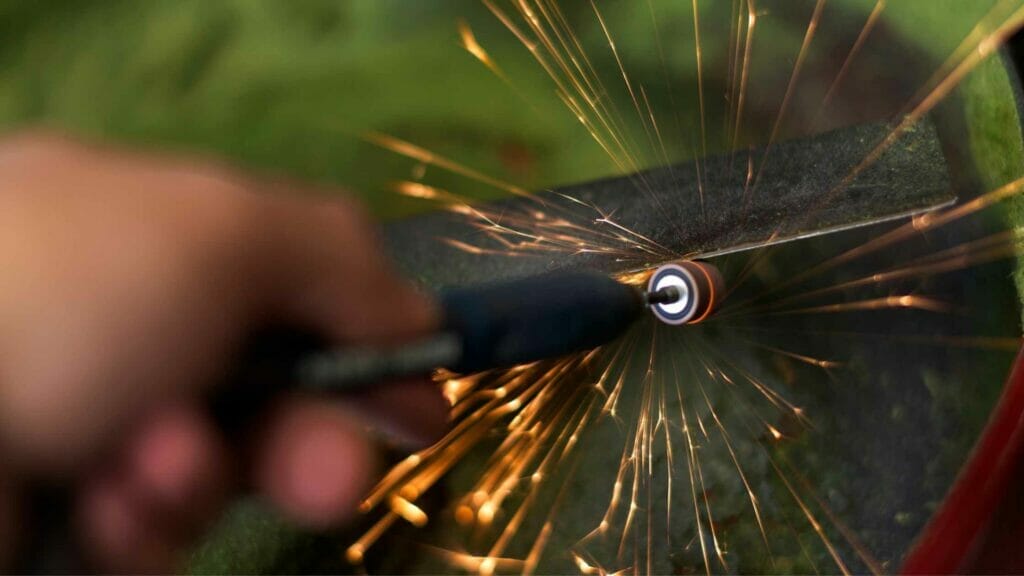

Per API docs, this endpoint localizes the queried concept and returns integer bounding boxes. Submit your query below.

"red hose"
[902,346,1024,573]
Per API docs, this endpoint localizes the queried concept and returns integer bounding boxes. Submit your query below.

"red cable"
[902,346,1024,573]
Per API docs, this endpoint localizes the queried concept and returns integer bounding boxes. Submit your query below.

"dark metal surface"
[384,120,954,288]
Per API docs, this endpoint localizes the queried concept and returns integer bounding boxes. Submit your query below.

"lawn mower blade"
[384,119,954,287]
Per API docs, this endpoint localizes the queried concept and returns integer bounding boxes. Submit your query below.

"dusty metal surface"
[384,120,954,287]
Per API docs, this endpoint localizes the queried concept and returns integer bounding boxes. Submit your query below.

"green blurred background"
[3,1,1023,573]
[1,0,1019,215]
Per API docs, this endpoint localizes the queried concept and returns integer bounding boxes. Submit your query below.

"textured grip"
[442,270,644,374]
[209,271,643,434]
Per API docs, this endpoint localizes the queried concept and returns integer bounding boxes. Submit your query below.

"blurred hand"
[0,132,448,572]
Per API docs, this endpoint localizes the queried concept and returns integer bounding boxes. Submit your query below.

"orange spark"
[459,19,505,79]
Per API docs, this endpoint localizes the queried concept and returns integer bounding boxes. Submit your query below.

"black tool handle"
[212,270,644,429]
[442,270,644,373]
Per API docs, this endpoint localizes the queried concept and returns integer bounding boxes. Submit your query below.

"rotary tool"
[212,263,721,431]
[219,119,956,418]
[301,261,722,388]
[224,261,721,415]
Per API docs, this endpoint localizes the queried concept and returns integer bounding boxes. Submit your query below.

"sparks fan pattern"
[349,1,1024,574]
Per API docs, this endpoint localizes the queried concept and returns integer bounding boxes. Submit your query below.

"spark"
[690,0,708,212]
[697,378,772,554]
[482,0,645,178]
[459,19,506,79]
[346,512,399,565]
[746,340,841,370]
[731,0,757,153]
[818,0,886,117]
[730,176,1024,310]
[572,553,600,575]
[392,180,461,203]
[348,3,1024,575]
[767,294,950,316]
[902,0,1021,119]
[750,0,827,198]
[364,131,531,197]
[726,230,1023,315]
[768,457,851,575]
[426,548,525,574]
[837,4,1024,190]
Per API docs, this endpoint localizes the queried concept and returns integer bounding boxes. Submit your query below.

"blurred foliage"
[0,1,1015,215]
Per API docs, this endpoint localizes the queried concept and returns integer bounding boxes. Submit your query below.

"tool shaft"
[305,270,643,389]
[299,333,463,390]
[218,121,956,419]
[212,271,646,425]
[441,270,643,373]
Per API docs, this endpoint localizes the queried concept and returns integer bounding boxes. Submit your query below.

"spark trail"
[349,1,1024,574]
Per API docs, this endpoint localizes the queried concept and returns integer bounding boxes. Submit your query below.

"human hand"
[0,132,448,572]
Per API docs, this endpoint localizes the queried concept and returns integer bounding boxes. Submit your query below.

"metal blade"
[385,120,954,287]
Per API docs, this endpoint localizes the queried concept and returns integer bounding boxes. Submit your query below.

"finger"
[239,188,439,344]
[76,474,180,574]
[76,405,229,573]
[344,378,449,450]
[252,397,378,528]
[122,404,231,532]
